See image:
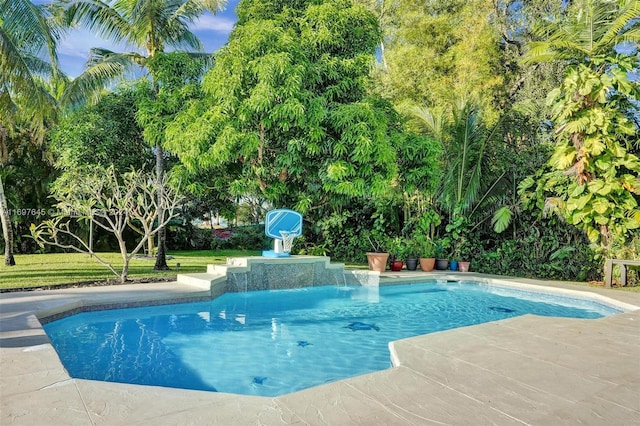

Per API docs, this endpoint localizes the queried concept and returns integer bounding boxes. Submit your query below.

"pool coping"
[2,270,640,425]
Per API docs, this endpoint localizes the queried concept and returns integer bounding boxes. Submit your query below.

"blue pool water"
[43,281,621,396]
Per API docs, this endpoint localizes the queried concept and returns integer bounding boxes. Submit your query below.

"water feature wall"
[210,256,351,292]
[178,256,382,296]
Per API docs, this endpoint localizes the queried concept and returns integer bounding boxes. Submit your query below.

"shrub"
[210,225,270,251]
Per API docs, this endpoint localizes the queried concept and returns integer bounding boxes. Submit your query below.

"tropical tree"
[55,0,227,106]
[491,0,567,118]
[0,0,62,135]
[51,84,153,174]
[0,177,13,266]
[372,0,504,120]
[523,0,640,256]
[0,0,65,266]
[135,52,209,254]
[55,0,227,269]
[412,101,504,215]
[31,166,183,283]
[166,0,411,220]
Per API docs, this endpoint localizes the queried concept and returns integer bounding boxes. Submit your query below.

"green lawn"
[0,250,260,290]
[2,251,635,293]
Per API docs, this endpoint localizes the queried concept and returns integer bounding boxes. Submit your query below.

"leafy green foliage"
[136,53,208,148]
[315,209,381,262]
[0,129,58,256]
[524,0,640,253]
[167,0,416,213]
[395,132,442,194]
[209,225,271,251]
[0,0,63,137]
[472,230,601,282]
[413,101,517,251]
[51,84,153,173]
[373,0,504,118]
[0,0,69,266]
[526,0,640,64]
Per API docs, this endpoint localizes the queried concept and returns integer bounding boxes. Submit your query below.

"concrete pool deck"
[1,271,639,425]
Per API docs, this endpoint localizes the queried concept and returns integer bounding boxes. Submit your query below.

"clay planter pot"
[450,260,459,271]
[366,252,389,272]
[419,257,436,272]
[458,261,470,272]
[389,259,404,271]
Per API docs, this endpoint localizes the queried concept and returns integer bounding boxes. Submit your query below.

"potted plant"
[434,237,451,270]
[445,207,471,272]
[449,259,459,271]
[454,238,473,272]
[365,233,389,273]
[386,236,405,271]
[401,237,418,271]
[414,233,436,272]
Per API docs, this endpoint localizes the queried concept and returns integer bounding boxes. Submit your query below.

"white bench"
[604,259,640,287]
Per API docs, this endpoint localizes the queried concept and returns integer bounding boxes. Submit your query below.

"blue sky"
[46,0,240,77]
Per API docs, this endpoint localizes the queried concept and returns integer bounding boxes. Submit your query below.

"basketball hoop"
[279,230,295,253]
[262,209,302,258]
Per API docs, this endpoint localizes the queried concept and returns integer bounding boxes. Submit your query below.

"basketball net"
[279,230,295,253]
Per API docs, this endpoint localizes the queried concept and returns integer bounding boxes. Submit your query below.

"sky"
[44,0,241,78]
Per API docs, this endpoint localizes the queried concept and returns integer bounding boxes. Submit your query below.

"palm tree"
[0,0,65,266]
[412,100,513,259]
[55,0,227,269]
[412,101,500,216]
[0,0,62,133]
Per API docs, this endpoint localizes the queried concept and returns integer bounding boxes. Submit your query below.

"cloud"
[192,14,236,33]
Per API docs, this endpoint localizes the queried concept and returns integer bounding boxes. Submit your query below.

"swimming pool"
[43,281,621,397]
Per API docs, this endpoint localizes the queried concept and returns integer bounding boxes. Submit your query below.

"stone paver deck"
[1,271,639,425]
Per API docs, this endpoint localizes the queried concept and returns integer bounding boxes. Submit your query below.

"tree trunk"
[147,234,154,257]
[0,176,15,266]
[154,143,169,270]
[120,261,129,284]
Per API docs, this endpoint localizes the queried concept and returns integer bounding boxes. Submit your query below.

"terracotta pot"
[390,259,404,271]
[458,261,471,272]
[366,252,389,272]
[419,257,436,272]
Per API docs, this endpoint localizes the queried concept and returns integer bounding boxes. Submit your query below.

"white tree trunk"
[0,176,16,266]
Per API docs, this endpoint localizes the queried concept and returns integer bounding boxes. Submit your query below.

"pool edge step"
[177,272,223,290]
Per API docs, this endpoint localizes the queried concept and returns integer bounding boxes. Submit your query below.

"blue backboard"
[265,209,302,239]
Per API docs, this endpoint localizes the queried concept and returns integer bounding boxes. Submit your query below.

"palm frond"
[1,0,60,62]
[177,0,227,18]
[61,50,140,108]
[595,0,640,53]
[492,206,513,233]
[525,0,640,64]
[164,25,203,51]
[0,21,59,136]
[410,105,445,139]
[57,0,132,45]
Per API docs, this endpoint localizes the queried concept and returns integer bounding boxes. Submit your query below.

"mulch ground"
[0,276,177,293]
